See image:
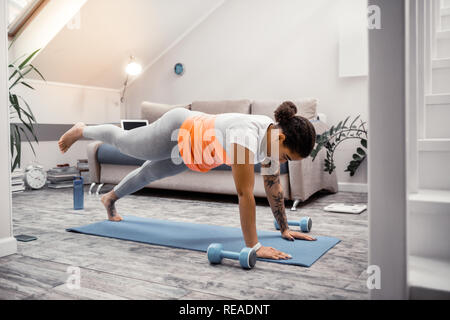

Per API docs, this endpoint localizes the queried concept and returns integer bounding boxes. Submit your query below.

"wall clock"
[174,63,185,76]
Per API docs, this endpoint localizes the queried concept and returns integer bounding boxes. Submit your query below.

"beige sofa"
[87,99,338,208]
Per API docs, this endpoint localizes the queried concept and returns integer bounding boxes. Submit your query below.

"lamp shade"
[125,61,142,76]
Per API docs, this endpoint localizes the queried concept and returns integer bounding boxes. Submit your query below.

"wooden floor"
[1,186,369,300]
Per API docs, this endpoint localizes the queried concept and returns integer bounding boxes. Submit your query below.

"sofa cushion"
[97,143,288,174]
[141,102,190,124]
[97,144,146,167]
[191,100,251,115]
[251,99,318,120]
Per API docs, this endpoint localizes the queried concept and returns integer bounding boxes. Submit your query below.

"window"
[8,0,45,38]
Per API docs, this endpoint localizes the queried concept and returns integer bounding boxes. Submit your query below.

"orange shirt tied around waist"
[178,114,232,173]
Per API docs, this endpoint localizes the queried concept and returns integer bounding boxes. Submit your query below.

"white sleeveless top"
[212,113,274,164]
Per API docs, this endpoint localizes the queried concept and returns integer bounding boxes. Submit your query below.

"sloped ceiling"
[29,0,224,89]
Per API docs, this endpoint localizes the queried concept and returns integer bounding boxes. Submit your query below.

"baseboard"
[339,182,368,193]
[0,237,18,258]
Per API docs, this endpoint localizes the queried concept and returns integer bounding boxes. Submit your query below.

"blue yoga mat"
[67,216,340,267]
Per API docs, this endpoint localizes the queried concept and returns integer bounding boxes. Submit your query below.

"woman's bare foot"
[58,122,86,154]
[101,191,123,222]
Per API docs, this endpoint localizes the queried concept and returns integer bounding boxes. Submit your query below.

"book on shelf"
[12,185,25,193]
[12,169,24,178]
[77,159,89,171]
[11,169,25,193]
[47,173,80,183]
[46,165,80,189]
[11,180,25,186]
[47,182,76,189]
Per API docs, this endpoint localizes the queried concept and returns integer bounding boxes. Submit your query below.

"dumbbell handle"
[275,220,302,228]
[221,250,240,260]
[274,217,312,232]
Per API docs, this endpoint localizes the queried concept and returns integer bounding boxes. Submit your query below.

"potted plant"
[9,49,45,172]
[311,116,368,177]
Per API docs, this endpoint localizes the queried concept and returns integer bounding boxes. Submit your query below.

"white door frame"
[368,0,408,299]
[0,1,17,258]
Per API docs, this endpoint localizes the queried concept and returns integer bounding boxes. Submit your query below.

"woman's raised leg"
[58,107,193,161]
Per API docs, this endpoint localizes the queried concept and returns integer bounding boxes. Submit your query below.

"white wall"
[28,0,225,89]
[14,80,121,125]
[12,81,121,171]
[1,0,17,257]
[125,0,369,187]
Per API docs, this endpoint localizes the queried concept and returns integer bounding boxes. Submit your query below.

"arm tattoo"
[270,191,288,232]
[263,163,289,232]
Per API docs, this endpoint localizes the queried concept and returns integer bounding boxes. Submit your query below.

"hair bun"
[275,101,297,124]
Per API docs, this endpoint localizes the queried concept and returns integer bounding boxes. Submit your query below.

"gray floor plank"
[179,291,234,300]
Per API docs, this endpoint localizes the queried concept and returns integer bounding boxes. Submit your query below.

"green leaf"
[329,126,335,136]
[9,49,43,89]
[8,63,25,81]
[350,115,361,128]
[9,77,21,90]
[16,95,36,121]
[9,53,26,66]
[342,116,351,129]
[10,127,14,157]
[29,65,46,81]
[357,148,366,156]
[18,126,37,156]
[18,49,40,70]
[10,94,22,118]
[20,81,35,90]
[18,64,37,78]
[310,148,319,160]
[12,127,22,170]
[361,139,368,148]
[20,122,38,144]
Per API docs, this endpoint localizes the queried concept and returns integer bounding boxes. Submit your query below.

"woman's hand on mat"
[256,246,292,260]
[282,230,317,242]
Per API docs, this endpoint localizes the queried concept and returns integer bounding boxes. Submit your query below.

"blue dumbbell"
[207,243,257,269]
[274,217,312,233]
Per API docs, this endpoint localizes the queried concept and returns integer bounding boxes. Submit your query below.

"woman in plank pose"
[58,101,317,260]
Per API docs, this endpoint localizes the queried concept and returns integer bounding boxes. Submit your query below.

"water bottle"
[73,176,84,210]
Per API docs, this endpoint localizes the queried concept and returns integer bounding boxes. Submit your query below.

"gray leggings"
[83,108,201,198]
